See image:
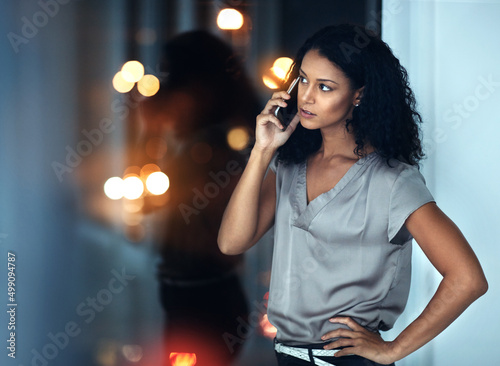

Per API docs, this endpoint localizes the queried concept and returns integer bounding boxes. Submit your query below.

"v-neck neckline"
[291,152,377,231]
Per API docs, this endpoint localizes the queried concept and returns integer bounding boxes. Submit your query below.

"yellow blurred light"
[146,171,170,195]
[262,74,279,90]
[123,176,144,200]
[112,71,135,93]
[121,60,145,83]
[227,127,250,151]
[272,57,294,80]
[271,66,287,80]
[217,8,244,30]
[138,74,160,97]
[104,177,124,200]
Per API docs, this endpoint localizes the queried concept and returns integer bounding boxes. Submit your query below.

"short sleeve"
[269,152,279,174]
[388,166,435,244]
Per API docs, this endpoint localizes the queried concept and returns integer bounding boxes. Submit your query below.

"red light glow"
[259,313,277,339]
[170,352,197,366]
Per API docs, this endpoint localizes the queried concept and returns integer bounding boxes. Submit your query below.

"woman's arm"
[217,91,300,255]
[389,202,488,360]
[217,148,276,255]
[321,202,488,364]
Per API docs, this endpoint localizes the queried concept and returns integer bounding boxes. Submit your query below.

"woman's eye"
[299,76,307,84]
[319,84,332,92]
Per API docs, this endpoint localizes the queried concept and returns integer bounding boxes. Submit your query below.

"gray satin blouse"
[267,152,434,345]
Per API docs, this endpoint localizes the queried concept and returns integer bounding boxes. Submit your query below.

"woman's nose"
[299,85,314,104]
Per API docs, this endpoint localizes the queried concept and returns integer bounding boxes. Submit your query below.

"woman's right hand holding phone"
[254,91,300,153]
[219,91,298,255]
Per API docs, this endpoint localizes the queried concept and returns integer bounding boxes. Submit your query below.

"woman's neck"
[318,126,374,160]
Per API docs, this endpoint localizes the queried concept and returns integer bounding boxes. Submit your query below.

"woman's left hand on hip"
[321,316,397,365]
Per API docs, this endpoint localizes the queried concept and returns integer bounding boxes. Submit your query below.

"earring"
[355,103,359,107]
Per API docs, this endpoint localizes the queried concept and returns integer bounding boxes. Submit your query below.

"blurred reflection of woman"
[140,31,260,366]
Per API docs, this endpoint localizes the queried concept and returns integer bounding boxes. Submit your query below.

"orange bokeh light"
[262,74,279,89]
[170,352,197,366]
[273,57,294,80]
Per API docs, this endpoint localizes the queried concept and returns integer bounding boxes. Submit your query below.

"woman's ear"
[354,86,365,106]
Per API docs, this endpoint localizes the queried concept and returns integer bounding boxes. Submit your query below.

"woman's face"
[297,49,362,132]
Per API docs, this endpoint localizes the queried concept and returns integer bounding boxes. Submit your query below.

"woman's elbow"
[217,235,245,256]
[462,270,488,300]
[474,274,488,298]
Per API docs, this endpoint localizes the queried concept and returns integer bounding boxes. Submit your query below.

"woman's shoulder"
[270,152,302,174]
[368,153,426,187]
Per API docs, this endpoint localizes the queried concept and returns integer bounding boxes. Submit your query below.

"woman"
[218,24,488,365]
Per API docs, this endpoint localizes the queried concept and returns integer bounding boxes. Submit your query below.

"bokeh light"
[123,175,144,200]
[146,171,170,195]
[122,344,144,363]
[140,163,161,180]
[138,74,160,97]
[217,8,244,30]
[273,57,294,79]
[124,165,142,177]
[262,74,279,89]
[271,66,287,81]
[227,126,250,151]
[104,177,124,200]
[121,60,145,83]
[112,71,135,93]
[170,352,197,366]
[262,56,295,90]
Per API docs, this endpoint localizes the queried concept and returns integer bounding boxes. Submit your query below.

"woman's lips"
[300,108,316,118]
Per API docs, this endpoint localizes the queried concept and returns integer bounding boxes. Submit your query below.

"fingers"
[329,317,365,331]
[256,111,285,131]
[330,347,356,358]
[282,113,300,132]
[320,317,393,362]
[321,317,364,340]
[321,317,377,348]
[321,328,355,342]
[257,91,296,131]
[253,91,298,150]
[261,91,292,114]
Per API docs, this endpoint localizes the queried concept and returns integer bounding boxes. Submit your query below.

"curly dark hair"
[277,24,424,166]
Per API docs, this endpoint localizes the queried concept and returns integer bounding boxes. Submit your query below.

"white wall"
[382,1,500,365]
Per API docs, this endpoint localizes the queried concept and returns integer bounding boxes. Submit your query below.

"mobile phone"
[274,76,300,130]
